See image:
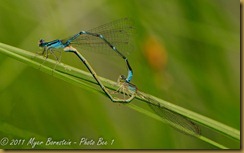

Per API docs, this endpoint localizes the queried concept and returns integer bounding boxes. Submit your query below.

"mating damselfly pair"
[38,18,135,102]
[37,18,201,136]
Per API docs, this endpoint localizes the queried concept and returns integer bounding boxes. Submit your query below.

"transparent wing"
[139,94,201,135]
[148,103,201,135]
[69,18,135,55]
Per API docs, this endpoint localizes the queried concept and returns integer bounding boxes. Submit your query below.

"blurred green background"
[0,0,240,149]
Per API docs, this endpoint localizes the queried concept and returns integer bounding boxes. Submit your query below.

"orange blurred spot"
[143,36,167,72]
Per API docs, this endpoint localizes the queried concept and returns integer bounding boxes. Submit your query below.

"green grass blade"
[0,42,240,148]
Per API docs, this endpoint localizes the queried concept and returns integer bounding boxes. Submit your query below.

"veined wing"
[69,18,135,55]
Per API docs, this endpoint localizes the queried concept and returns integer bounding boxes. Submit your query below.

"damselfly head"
[116,74,137,97]
[38,39,45,47]
[117,75,126,83]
